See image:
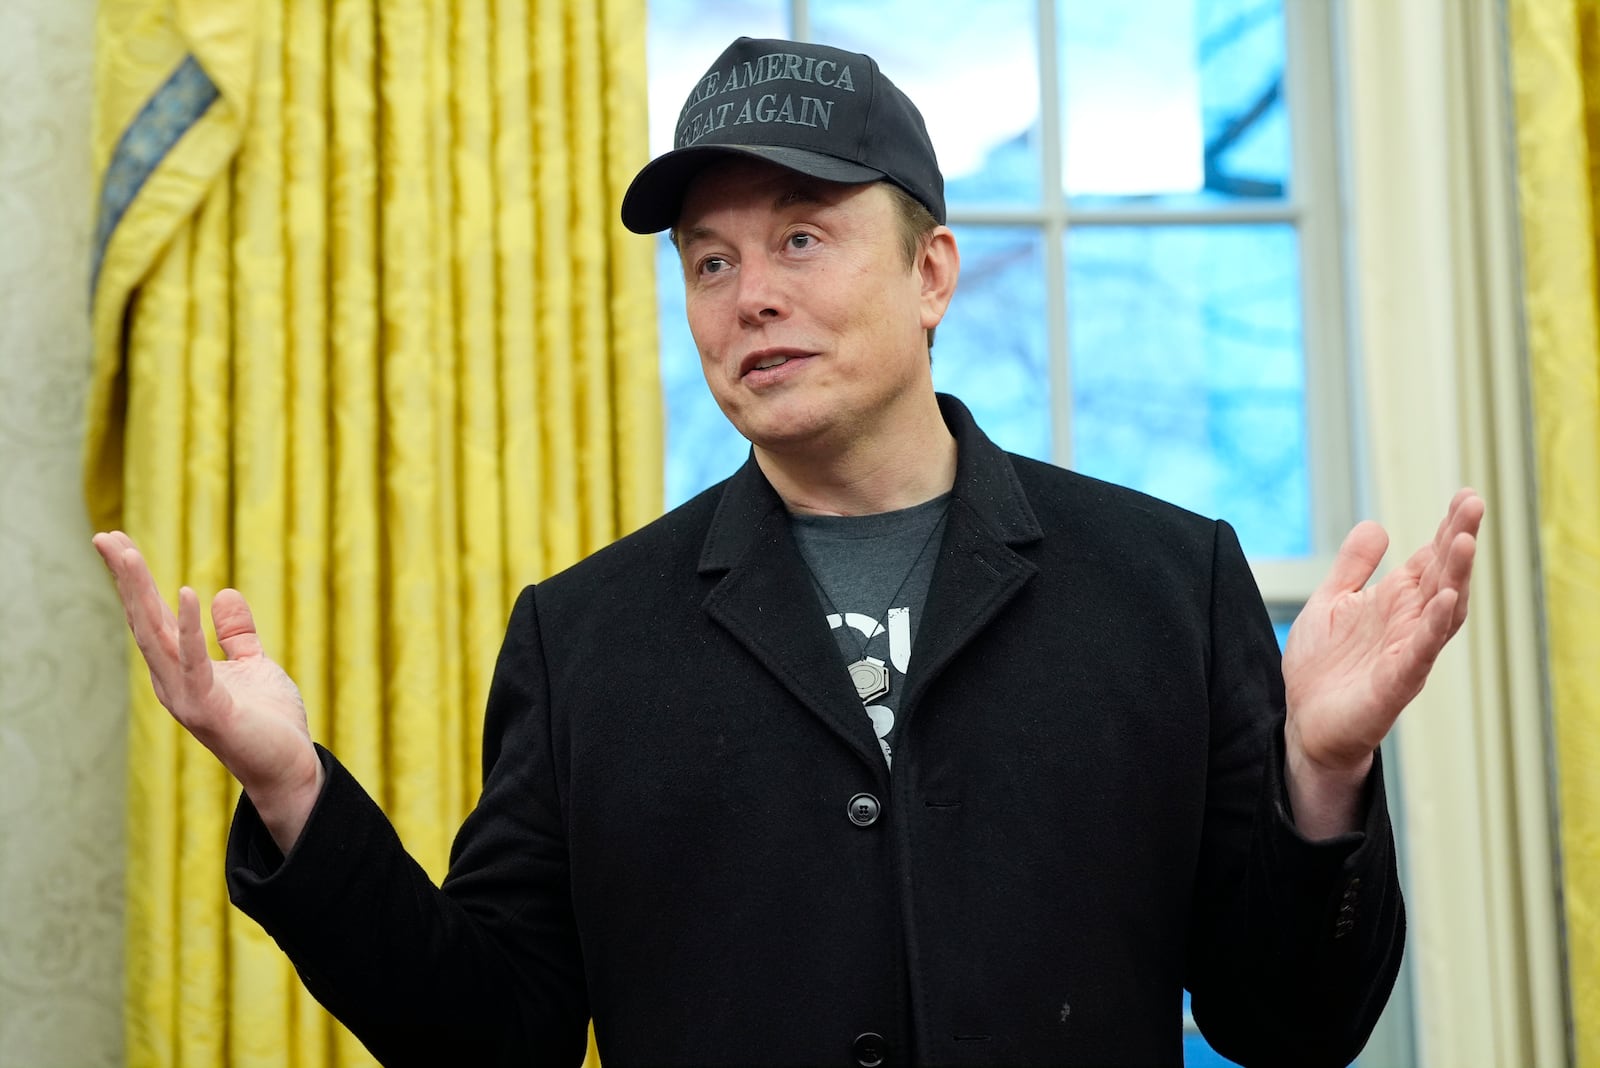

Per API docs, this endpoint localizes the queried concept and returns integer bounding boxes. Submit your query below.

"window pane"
[1182,1032,1245,1068]
[810,0,1041,208]
[656,234,752,507]
[1067,224,1310,558]
[648,0,789,156]
[1195,0,1290,200]
[1061,0,1289,206]
[936,226,1051,461]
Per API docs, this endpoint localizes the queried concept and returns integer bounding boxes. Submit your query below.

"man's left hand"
[1280,488,1484,838]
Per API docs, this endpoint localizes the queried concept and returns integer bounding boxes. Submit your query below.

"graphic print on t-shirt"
[790,493,950,772]
[822,606,912,765]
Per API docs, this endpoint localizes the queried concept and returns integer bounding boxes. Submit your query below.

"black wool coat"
[229,395,1403,1068]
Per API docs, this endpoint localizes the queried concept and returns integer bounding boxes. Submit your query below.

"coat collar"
[697,394,1042,574]
[695,394,1043,774]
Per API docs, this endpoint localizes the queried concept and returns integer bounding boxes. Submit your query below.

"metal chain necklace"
[800,501,951,705]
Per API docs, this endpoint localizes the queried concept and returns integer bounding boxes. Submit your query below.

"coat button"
[847,793,881,827]
[853,1031,887,1067]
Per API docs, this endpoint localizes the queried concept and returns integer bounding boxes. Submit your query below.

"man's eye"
[788,233,814,250]
[699,256,729,275]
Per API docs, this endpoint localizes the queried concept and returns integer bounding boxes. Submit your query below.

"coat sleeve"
[1185,520,1405,1068]
[226,586,589,1068]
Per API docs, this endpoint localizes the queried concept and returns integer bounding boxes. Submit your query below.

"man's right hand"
[93,531,325,854]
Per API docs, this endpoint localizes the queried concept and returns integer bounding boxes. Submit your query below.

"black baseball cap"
[620,37,946,234]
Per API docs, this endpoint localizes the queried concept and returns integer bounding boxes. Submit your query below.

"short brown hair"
[880,182,941,352]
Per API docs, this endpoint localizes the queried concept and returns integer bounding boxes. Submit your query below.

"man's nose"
[735,254,788,323]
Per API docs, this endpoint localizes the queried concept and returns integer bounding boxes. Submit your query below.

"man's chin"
[727,400,835,449]
[744,418,844,461]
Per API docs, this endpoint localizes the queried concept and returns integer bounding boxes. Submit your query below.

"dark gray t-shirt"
[789,494,951,767]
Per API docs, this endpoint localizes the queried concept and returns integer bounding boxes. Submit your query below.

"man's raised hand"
[93,531,324,852]
[1273,489,1484,831]
[1279,489,1484,838]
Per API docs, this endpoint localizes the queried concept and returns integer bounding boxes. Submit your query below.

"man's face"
[675,157,943,459]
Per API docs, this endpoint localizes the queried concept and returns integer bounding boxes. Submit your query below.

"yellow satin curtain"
[1508,2,1600,1065]
[85,0,659,1064]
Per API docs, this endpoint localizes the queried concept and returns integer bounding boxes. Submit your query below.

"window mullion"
[1037,0,1073,470]
[1286,0,1356,565]
[1067,205,1301,226]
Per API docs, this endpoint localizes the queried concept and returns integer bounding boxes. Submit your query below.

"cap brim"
[620,145,887,234]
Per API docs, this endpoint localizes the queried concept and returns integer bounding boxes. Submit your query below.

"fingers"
[1419,490,1482,612]
[1441,530,1477,634]
[92,532,142,625]
[98,537,177,660]
[1408,489,1486,601]
[1319,520,1389,597]
[211,589,266,661]
[90,530,128,569]
[1432,490,1484,567]
[1389,587,1460,700]
[1448,487,1485,532]
[175,586,216,706]
[94,533,201,711]
[96,532,269,666]
[177,586,209,670]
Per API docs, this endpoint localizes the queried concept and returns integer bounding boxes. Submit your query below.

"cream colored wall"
[0,0,129,1065]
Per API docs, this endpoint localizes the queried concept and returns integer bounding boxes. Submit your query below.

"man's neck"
[754,412,958,517]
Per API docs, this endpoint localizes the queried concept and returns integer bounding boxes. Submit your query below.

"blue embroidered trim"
[90,54,220,299]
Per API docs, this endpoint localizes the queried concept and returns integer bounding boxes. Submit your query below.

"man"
[94,37,1482,1068]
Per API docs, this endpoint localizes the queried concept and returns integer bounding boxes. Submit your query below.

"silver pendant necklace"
[846,656,892,704]
[802,501,951,706]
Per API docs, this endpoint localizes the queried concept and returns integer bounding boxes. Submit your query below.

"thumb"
[1319,520,1389,597]
[211,588,266,660]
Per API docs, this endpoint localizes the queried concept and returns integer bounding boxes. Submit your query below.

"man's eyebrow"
[773,187,826,211]
[677,224,714,248]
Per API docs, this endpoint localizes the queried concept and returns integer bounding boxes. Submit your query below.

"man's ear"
[918,226,960,332]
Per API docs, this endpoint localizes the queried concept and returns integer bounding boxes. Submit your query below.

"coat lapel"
[897,396,1043,721]
[699,461,887,771]
[897,498,1038,722]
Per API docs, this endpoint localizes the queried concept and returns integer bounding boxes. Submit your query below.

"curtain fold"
[1508,2,1600,1066]
[87,1,659,1063]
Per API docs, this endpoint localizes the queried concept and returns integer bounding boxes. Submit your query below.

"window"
[647,2,1407,1063]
